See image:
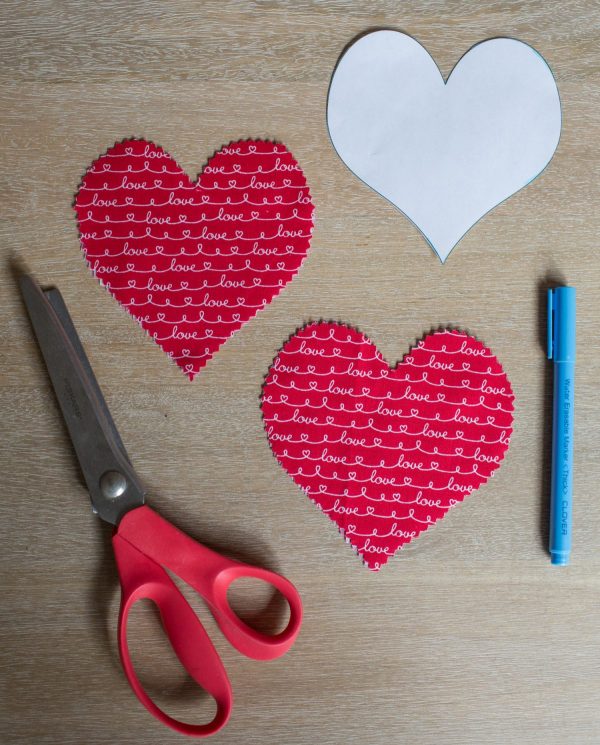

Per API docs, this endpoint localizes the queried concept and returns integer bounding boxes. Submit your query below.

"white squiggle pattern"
[77,195,312,208]
[84,244,305,259]
[75,139,315,379]
[261,324,514,571]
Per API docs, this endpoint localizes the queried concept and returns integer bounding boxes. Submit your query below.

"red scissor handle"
[113,506,303,736]
[113,534,232,736]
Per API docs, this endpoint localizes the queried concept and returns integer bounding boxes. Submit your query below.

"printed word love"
[262,324,514,570]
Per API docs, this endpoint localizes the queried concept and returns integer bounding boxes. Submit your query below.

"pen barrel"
[549,360,575,565]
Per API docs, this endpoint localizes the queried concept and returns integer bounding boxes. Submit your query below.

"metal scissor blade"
[44,286,130,465]
[20,274,145,525]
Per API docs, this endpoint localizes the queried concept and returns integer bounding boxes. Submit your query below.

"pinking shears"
[19,274,302,736]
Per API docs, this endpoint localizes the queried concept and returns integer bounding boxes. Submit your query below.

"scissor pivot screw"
[100,470,128,500]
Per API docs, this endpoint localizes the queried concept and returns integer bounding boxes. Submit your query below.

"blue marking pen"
[547,286,576,566]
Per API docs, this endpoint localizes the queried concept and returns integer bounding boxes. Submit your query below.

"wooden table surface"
[1,2,599,743]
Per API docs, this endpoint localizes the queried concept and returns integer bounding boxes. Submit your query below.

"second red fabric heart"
[75,139,315,379]
[262,323,514,570]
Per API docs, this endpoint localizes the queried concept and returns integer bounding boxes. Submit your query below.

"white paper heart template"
[327,31,561,262]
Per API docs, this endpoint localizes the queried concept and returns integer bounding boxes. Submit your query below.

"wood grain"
[1,2,599,744]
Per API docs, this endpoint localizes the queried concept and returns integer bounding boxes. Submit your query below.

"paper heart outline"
[327,30,562,262]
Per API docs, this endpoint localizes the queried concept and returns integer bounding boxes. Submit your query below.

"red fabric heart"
[75,139,314,379]
[262,323,514,570]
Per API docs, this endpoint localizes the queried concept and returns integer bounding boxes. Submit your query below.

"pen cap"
[548,287,576,362]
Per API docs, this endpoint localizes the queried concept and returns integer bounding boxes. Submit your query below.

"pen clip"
[547,289,554,360]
